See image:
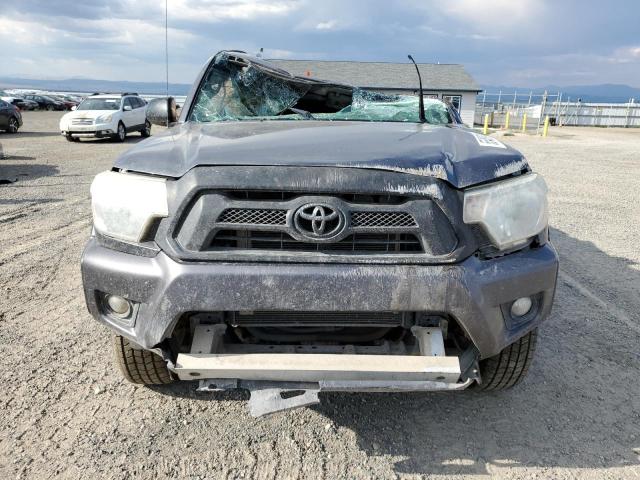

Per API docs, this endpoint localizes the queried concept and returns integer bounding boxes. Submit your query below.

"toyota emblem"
[293,203,345,240]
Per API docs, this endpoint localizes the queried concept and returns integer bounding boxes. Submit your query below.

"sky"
[1,0,639,88]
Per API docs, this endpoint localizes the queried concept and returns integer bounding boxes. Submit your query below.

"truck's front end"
[81,52,558,415]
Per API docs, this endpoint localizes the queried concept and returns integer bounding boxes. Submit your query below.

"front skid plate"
[197,378,474,417]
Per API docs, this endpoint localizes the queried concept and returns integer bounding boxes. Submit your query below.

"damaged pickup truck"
[82,51,558,416]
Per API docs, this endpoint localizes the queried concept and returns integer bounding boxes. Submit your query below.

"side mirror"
[146,97,178,126]
[123,105,132,111]
[71,105,77,111]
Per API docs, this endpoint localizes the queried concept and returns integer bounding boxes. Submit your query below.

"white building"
[269,59,481,126]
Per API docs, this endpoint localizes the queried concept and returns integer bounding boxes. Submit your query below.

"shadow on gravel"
[77,136,147,145]
[312,228,640,476]
[2,131,62,139]
[0,163,59,185]
[147,382,250,402]
[2,155,36,161]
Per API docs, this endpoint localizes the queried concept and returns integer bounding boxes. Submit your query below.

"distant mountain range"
[480,84,640,103]
[1,75,638,103]
[0,76,191,96]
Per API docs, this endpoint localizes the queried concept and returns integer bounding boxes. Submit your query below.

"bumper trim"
[174,352,461,382]
[62,129,115,138]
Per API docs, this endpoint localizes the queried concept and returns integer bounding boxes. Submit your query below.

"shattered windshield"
[313,90,451,124]
[190,55,309,122]
[188,53,453,125]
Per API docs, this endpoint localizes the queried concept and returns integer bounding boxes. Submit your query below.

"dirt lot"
[1,112,639,479]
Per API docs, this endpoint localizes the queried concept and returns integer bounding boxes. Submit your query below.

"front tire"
[7,117,19,133]
[112,335,174,385]
[475,329,538,391]
[114,122,126,142]
[140,120,151,137]
[65,134,79,142]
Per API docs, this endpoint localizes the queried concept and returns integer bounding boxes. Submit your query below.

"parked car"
[59,93,150,142]
[48,94,79,110]
[13,96,39,110]
[81,51,558,416]
[65,94,85,104]
[23,94,65,111]
[0,91,35,110]
[0,99,23,133]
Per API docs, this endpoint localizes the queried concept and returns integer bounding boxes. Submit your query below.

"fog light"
[106,294,132,317]
[510,297,533,317]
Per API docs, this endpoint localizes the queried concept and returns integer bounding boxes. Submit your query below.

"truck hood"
[115,120,528,188]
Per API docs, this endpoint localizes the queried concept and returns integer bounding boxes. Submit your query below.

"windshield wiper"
[287,107,315,120]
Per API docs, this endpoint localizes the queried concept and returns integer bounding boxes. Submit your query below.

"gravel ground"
[1,112,639,479]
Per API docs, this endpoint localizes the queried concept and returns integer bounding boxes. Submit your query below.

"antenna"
[407,54,426,123]
[165,0,169,98]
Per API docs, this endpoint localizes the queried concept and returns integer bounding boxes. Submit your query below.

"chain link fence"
[475,90,639,131]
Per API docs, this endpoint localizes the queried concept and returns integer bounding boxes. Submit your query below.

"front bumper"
[81,238,558,358]
[61,122,115,138]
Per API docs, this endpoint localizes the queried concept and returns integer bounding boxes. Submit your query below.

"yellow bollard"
[521,113,527,132]
[542,115,550,137]
[483,114,489,135]
[504,111,510,130]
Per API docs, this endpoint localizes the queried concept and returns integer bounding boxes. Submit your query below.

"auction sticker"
[470,132,507,149]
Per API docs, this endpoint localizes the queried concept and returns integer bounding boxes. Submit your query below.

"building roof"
[267,59,481,92]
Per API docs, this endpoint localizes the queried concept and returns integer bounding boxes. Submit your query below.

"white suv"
[59,93,151,142]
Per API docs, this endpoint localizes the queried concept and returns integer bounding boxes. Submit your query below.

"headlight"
[90,171,168,242]
[463,173,548,250]
[99,114,113,123]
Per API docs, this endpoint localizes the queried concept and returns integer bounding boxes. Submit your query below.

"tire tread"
[112,335,173,385]
[477,329,538,391]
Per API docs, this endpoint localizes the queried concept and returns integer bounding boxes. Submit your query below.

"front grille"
[229,311,407,327]
[351,211,417,228]
[210,230,423,253]
[218,208,287,225]
[168,167,461,263]
[71,118,93,125]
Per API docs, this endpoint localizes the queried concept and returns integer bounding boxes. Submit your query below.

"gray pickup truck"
[82,51,558,415]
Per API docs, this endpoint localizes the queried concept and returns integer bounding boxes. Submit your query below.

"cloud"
[441,0,538,25]
[610,45,640,63]
[420,25,499,42]
[315,20,339,31]
[0,0,639,87]
[167,0,299,22]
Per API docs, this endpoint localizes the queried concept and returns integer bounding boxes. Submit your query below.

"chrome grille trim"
[71,118,94,125]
